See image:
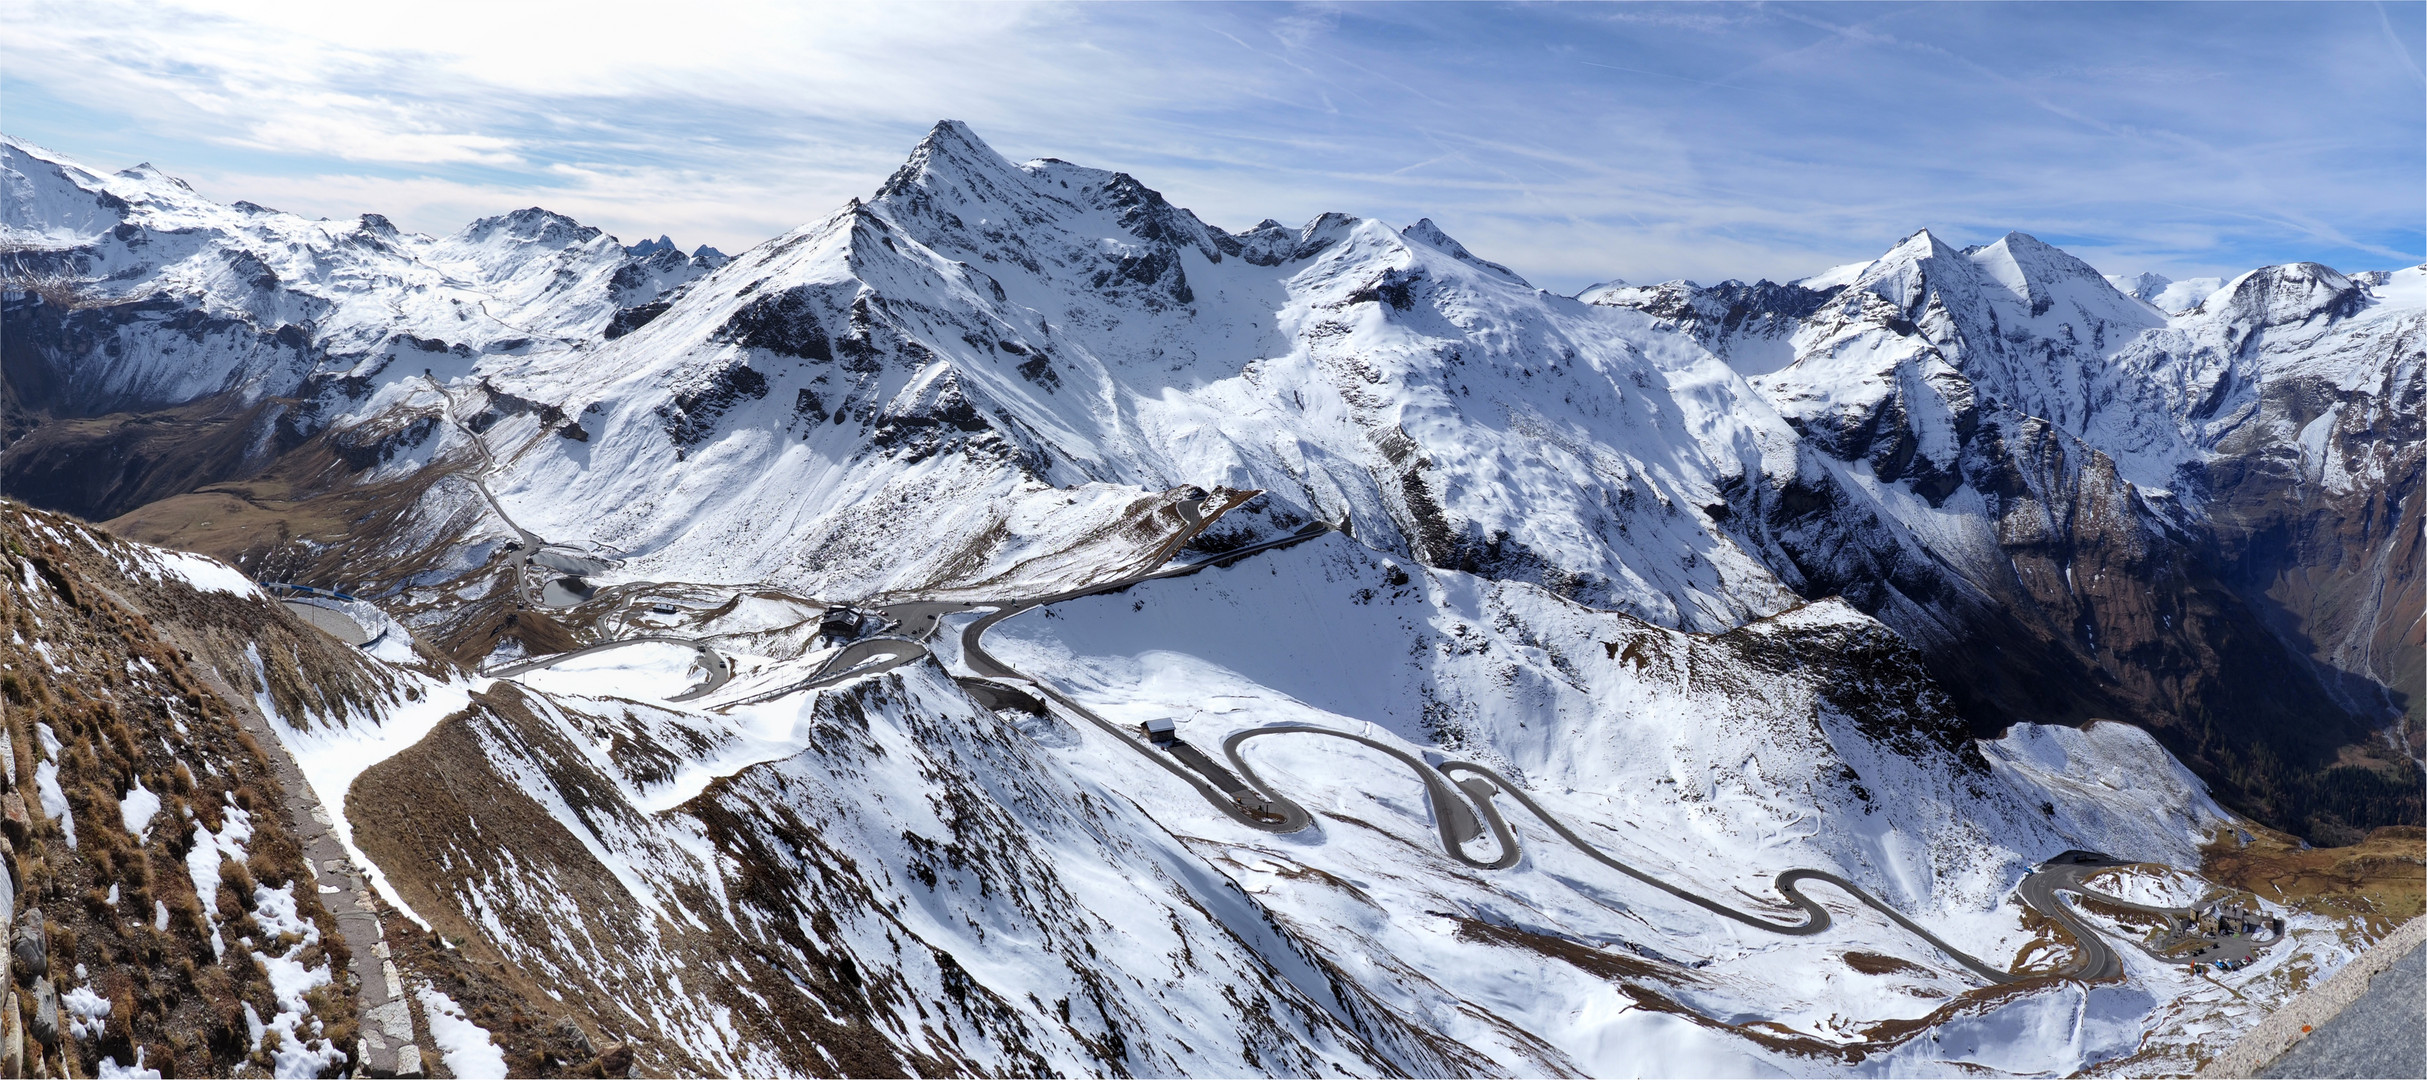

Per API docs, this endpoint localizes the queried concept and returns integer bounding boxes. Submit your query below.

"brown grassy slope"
[2203,823,2426,939]
[0,499,399,1076]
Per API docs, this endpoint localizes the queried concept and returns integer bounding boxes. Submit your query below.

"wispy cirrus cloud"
[3,1,2418,290]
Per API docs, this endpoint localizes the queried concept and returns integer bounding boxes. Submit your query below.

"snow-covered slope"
[1583,232,2422,839]
[980,533,2304,1075]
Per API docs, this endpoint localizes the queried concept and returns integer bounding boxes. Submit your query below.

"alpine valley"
[0,122,2418,1078]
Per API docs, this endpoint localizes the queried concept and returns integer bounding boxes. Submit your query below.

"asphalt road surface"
[723,637,929,706]
[279,599,374,646]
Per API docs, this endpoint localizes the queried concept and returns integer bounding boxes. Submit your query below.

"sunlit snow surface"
[516,640,707,701]
[417,986,510,1079]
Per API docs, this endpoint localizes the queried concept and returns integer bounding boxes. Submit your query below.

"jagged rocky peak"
[874,118,1020,198]
[626,233,681,256]
[868,118,1082,244]
[456,205,606,247]
[870,120,1395,279]
[1837,227,1968,316]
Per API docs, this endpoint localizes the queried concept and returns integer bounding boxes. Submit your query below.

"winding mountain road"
[723,637,930,706]
[942,526,2259,989]
[1214,723,2023,982]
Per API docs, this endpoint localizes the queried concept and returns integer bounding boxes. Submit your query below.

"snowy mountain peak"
[114,161,194,191]
[874,118,1027,203]
[627,233,680,257]
[1967,230,2114,302]
[457,206,606,247]
[2109,270,2174,303]
[1847,228,1968,311]
[2206,261,2365,325]
[1400,217,1529,285]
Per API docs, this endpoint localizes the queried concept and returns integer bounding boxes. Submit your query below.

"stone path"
[227,687,425,1077]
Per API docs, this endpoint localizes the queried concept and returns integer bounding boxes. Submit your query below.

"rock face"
[3,124,2418,851]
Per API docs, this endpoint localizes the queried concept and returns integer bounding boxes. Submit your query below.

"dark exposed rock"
[714,286,834,361]
[29,977,56,1047]
[655,363,769,447]
[604,300,670,340]
[11,908,45,977]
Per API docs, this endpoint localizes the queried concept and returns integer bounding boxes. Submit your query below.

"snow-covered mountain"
[0,136,721,517]
[3,122,2420,1077]
[2106,271,2226,315]
[1581,232,2422,841]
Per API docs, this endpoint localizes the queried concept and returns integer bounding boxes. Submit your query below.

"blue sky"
[4,1,2419,291]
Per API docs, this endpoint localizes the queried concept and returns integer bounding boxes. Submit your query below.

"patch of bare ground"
[1451,916,1702,985]
[1609,973,2084,1067]
[1,501,363,1075]
[2008,901,2087,976]
[2070,891,2178,934]
[1843,950,1932,977]
[1443,886,2100,1066]
[344,687,678,1077]
[2203,823,2426,938]
[100,424,458,582]
[436,595,585,668]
